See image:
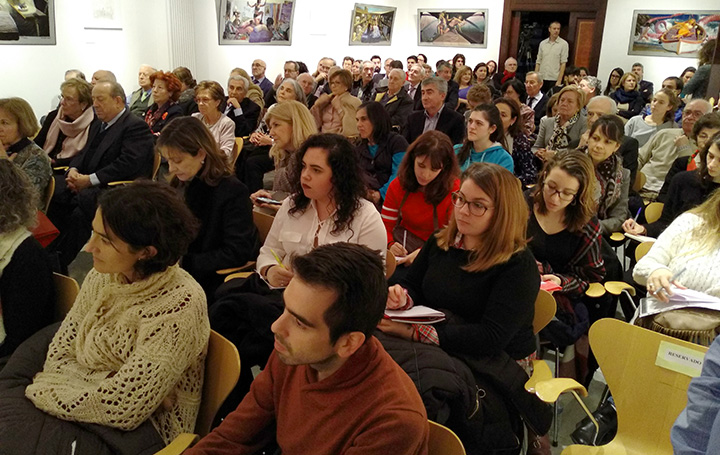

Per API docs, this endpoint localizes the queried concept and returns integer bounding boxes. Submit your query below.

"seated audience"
[379,163,541,453]
[47,81,155,271]
[490,57,518,92]
[680,66,697,87]
[0,161,54,363]
[578,76,601,107]
[36,77,99,167]
[296,72,317,108]
[158,117,259,300]
[434,61,459,111]
[603,67,623,97]
[91,69,117,86]
[144,71,183,136]
[473,62,490,86]
[525,71,549,133]
[173,66,199,115]
[0,181,209,452]
[463,84,493,122]
[405,63,426,111]
[501,79,535,136]
[128,64,156,118]
[250,59,273,96]
[310,69,361,137]
[187,243,429,455]
[624,88,679,147]
[533,86,587,162]
[355,101,408,203]
[375,68,413,130]
[192,80,235,158]
[228,67,266,110]
[0,98,52,203]
[224,75,261,137]
[405,77,465,145]
[547,66,580,98]
[357,61,377,104]
[454,65,473,113]
[631,63,654,105]
[382,131,460,269]
[609,73,645,120]
[455,104,513,172]
[494,97,539,187]
[210,133,386,414]
[486,59,498,79]
[527,151,605,349]
[637,99,713,199]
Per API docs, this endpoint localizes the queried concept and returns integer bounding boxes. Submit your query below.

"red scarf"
[500,70,516,85]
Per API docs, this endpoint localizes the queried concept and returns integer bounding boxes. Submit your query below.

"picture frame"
[84,0,122,30]
[349,3,396,46]
[218,0,295,45]
[417,9,488,48]
[0,0,55,45]
[628,10,720,58]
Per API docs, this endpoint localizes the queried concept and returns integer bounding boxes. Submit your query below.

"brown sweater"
[187,336,429,455]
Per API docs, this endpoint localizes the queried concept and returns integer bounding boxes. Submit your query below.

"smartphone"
[256,196,283,205]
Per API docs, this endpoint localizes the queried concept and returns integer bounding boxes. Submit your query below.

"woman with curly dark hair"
[144,71,183,136]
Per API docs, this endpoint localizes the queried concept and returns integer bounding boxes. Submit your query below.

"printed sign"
[655,341,705,378]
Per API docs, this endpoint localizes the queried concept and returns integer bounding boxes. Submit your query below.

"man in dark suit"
[375,69,413,130]
[225,75,261,137]
[48,81,155,270]
[405,63,425,111]
[525,71,548,133]
[435,61,459,111]
[632,63,654,105]
[404,77,465,145]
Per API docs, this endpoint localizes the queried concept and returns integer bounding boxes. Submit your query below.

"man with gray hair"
[525,71,547,132]
[226,75,261,137]
[434,60,459,111]
[579,76,602,106]
[297,72,318,108]
[405,63,426,110]
[91,69,116,86]
[404,76,465,144]
[128,64,156,118]
[376,68,413,130]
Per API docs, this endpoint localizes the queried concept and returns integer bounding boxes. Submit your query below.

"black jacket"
[225,97,261,137]
[618,136,639,193]
[528,93,549,131]
[355,132,408,191]
[445,80,459,111]
[145,103,183,136]
[405,107,466,145]
[378,88,414,130]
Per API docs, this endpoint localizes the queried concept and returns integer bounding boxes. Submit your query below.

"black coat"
[378,88,414,130]
[528,93,549,131]
[445,80,459,111]
[618,136,639,193]
[225,97,261,137]
[182,176,260,300]
[405,108,466,146]
[145,103,183,136]
[355,132,408,191]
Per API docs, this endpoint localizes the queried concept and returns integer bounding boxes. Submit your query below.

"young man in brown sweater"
[186,243,429,455]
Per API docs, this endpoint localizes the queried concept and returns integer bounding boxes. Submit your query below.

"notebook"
[384,305,446,324]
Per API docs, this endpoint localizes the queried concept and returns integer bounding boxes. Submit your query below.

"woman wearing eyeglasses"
[192,81,235,158]
[377,162,541,452]
[526,151,605,349]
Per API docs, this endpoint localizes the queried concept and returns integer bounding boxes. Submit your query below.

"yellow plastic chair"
[632,171,646,193]
[533,318,708,454]
[53,272,80,322]
[386,250,397,279]
[154,330,241,454]
[635,241,655,262]
[428,420,466,455]
[42,177,55,213]
[220,209,276,280]
[644,202,664,224]
[230,137,244,168]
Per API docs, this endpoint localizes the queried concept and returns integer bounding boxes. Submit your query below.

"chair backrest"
[386,250,396,279]
[194,330,241,437]
[428,420,466,455]
[252,209,275,244]
[632,171,646,193]
[42,177,55,213]
[645,202,664,224]
[533,289,556,334]
[231,137,243,168]
[635,241,655,262]
[53,272,80,322]
[583,318,708,454]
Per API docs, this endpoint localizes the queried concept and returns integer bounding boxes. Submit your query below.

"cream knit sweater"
[25,265,210,444]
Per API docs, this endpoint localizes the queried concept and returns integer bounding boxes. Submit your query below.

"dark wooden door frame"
[499,0,608,76]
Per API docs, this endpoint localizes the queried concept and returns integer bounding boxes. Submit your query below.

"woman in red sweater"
[381,130,460,271]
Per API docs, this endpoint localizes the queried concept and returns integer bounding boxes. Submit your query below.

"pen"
[270,248,286,269]
[402,231,407,251]
[633,207,642,222]
[670,266,686,282]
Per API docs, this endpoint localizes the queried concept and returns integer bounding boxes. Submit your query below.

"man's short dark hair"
[343,56,354,63]
[389,60,403,70]
[407,55,417,61]
[564,66,581,77]
[371,55,381,61]
[292,243,387,344]
[664,76,684,92]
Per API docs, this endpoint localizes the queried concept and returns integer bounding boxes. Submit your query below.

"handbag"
[32,210,59,248]
[392,191,438,253]
[636,307,720,347]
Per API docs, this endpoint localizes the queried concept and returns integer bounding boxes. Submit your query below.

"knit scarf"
[500,70,516,85]
[548,112,580,151]
[595,153,624,219]
[612,89,640,104]
[145,102,174,130]
[42,106,94,160]
[0,228,32,347]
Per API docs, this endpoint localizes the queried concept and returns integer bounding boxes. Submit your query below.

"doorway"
[516,12,570,77]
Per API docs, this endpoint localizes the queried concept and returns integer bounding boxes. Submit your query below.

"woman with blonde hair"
[454,65,474,113]
[533,86,587,162]
[609,72,644,120]
[0,97,52,203]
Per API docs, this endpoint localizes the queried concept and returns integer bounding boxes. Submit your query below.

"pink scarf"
[42,106,95,160]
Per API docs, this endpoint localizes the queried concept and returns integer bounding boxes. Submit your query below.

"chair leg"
[552,345,561,447]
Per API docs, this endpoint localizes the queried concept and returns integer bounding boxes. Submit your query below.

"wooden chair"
[219,209,276,281]
[53,272,80,322]
[644,202,664,224]
[230,137,244,168]
[428,420,466,455]
[155,330,241,454]
[42,177,55,213]
[386,250,397,279]
[533,318,708,454]
[632,171,646,193]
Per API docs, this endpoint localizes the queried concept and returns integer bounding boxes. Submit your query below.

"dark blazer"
[225,97,261,137]
[618,136,639,193]
[182,176,260,299]
[405,107,466,145]
[404,82,423,111]
[253,77,273,96]
[528,93,549,131]
[357,81,375,103]
[264,87,277,107]
[146,103,183,136]
[639,80,654,104]
[378,88,414,130]
[70,109,155,184]
[445,80,459,111]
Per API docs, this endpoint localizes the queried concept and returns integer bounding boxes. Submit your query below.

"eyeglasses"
[195,97,213,104]
[451,192,492,216]
[543,182,577,201]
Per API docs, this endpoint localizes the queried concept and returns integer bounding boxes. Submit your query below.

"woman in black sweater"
[157,117,259,301]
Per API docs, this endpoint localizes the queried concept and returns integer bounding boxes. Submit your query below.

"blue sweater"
[454,143,514,173]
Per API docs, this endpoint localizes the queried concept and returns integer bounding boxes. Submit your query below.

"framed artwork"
[219,0,295,45]
[418,9,488,48]
[0,0,55,45]
[349,3,396,46]
[628,11,720,57]
[84,0,122,30]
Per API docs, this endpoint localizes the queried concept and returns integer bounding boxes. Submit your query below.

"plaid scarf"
[595,153,624,219]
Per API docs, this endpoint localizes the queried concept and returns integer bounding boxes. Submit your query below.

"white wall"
[598,0,715,91]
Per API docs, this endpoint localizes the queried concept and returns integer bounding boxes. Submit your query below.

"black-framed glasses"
[543,182,577,201]
[451,192,492,217]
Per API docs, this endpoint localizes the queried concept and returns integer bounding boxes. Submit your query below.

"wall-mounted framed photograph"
[417,9,488,48]
[218,0,295,45]
[0,0,55,45]
[84,0,122,30]
[349,3,396,46]
[628,11,720,57]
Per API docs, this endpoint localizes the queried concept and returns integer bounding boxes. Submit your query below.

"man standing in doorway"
[535,21,569,93]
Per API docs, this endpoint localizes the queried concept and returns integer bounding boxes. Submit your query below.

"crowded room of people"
[1,0,720,454]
